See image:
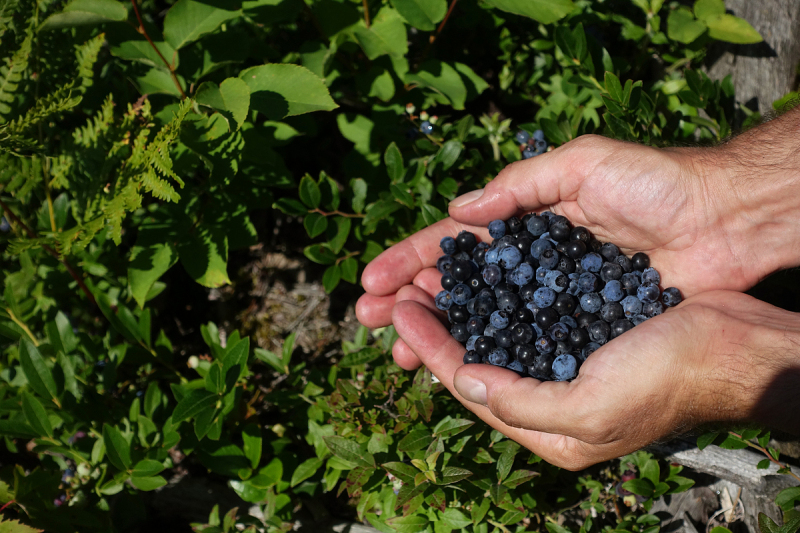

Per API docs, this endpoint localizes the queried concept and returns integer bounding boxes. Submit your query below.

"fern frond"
[6,83,81,134]
[74,95,115,147]
[103,180,141,245]
[54,216,104,255]
[75,33,104,92]
[0,28,32,122]
[0,0,18,37]
[7,237,45,254]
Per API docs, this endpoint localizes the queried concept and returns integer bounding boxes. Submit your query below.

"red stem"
[130,0,187,99]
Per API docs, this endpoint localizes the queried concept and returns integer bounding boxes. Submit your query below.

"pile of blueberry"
[435,212,682,381]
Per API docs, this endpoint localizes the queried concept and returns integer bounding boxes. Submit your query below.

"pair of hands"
[356,133,800,470]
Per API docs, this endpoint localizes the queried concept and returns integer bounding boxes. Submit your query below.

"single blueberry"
[463,350,482,364]
[533,129,545,142]
[488,219,506,239]
[530,238,553,259]
[526,216,548,236]
[621,272,641,295]
[522,147,538,159]
[641,267,661,285]
[456,231,478,252]
[535,335,556,354]
[485,248,500,265]
[516,130,531,144]
[533,287,557,308]
[474,294,496,316]
[637,281,660,304]
[437,255,454,274]
[662,287,682,307]
[509,263,534,286]
[579,292,603,313]
[497,291,521,313]
[452,283,472,305]
[435,290,453,311]
[544,270,568,293]
[560,315,578,329]
[620,295,643,317]
[499,246,523,269]
[630,314,648,326]
[489,310,510,329]
[580,342,601,361]
[539,248,560,269]
[548,322,570,342]
[482,264,503,287]
[601,280,625,302]
[577,272,599,293]
[483,325,498,337]
[420,121,433,134]
[588,320,611,344]
[466,316,485,336]
[440,236,457,255]
[581,252,603,273]
[488,347,510,366]
[642,300,663,317]
[466,335,480,351]
[552,354,577,381]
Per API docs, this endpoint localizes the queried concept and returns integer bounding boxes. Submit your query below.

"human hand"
[389,289,800,470]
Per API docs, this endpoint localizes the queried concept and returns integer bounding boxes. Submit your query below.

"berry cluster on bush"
[516,129,549,159]
[436,213,682,381]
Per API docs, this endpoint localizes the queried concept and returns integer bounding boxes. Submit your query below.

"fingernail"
[454,375,487,405]
[450,188,484,208]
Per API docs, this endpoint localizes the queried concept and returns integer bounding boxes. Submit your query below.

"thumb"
[447,135,610,225]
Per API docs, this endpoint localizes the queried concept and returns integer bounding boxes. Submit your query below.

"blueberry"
[437,255,454,274]
[539,248,559,269]
[581,252,603,273]
[599,302,624,323]
[452,283,472,305]
[474,294,496,316]
[631,252,650,271]
[532,353,554,378]
[615,254,633,273]
[448,305,469,323]
[499,246,522,269]
[463,350,481,364]
[637,281,660,304]
[517,344,537,366]
[489,310,510,329]
[473,242,489,265]
[475,336,496,356]
[662,287,682,307]
[587,320,610,344]
[482,264,503,286]
[601,280,625,302]
[506,360,525,374]
[577,272,598,293]
[533,129,545,142]
[570,227,591,243]
[483,325,498,337]
[526,216,548,236]
[507,217,523,234]
[621,272,641,295]
[630,314,648,326]
[466,335,480,351]
[620,295,643,317]
[488,219,506,239]
[451,259,472,281]
[488,347,510,366]
[599,242,620,261]
[556,255,576,275]
[535,307,560,330]
[534,139,547,152]
[435,290,453,311]
[544,270,569,292]
[535,335,556,354]
[466,316,485,336]
[0,217,9,233]
[600,262,623,282]
[610,319,634,339]
[466,273,488,293]
[533,287,556,308]
[548,322,570,342]
[567,281,581,296]
[576,312,600,328]
[511,323,534,345]
[552,354,577,381]
[508,263,534,286]
[514,234,534,255]
[579,292,603,313]
[420,121,433,134]
[440,236,457,255]
[456,231,478,253]
[451,323,469,343]
[535,266,551,285]
[522,147,538,159]
[642,300,663,317]
[514,307,534,323]
[568,327,589,349]
[560,315,578,329]
[495,329,514,348]
[516,130,531,144]
[580,342,601,361]
[554,341,571,356]
[548,221,571,242]
[497,291,521,313]
[553,292,577,316]
[530,238,553,259]
[485,248,500,265]
[441,274,457,291]
[641,267,661,285]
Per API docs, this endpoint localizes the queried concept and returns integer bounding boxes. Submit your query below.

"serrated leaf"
[195,77,251,130]
[241,64,337,119]
[103,424,132,470]
[19,339,59,406]
[759,513,780,533]
[21,391,52,438]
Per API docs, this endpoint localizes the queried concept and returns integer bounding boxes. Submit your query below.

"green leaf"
[339,347,382,367]
[19,338,59,405]
[693,0,724,21]
[324,436,375,468]
[40,0,128,30]
[408,60,467,110]
[391,0,446,31]
[340,257,358,284]
[305,244,337,265]
[622,478,655,498]
[128,237,179,309]
[291,456,325,487]
[304,212,328,238]
[438,140,463,170]
[759,513,780,533]
[432,418,474,439]
[21,391,53,438]
[299,174,322,209]
[205,364,224,394]
[482,0,575,24]
[718,433,749,450]
[132,459,165,478]
[384,142,405,183]
[398,429,433,452]
[776,487,800,510]
[705,14,762,44]
[437,466,472,485]
[195,78,251,130]
[322,264,341,293]
[131,475,168,491]
[241,64,338,120]
[441,508,471,529]
[420,204,445,226]
[328,217,351,253]
[382,462,418,483]
[242,424,262,470]
[178,225,230,288]
[696,431,719,450]
[103,424,132,470]
[173,389,218,423]
[351,178,368,213]
[273,197,308,216]
[353,7,408,60]
[386,515,428,533]
[163,0,241,50]
[222,337,249,384]
[540,116,571,145]
[502,469,539,488]
[605,71,623,102]
[667,7,707,44]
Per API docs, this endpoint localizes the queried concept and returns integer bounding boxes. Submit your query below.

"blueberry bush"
[0,0,795,531]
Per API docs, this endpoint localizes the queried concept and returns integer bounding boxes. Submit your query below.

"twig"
[130,0,187,99]
[362,0,370,28]
[416,0,459,67]
[0,197,97,307]
[309,208,365,218]
[729,431,800,483]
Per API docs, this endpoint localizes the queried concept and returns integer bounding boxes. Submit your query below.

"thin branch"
[729,431,800,483]
[130,0,187,99]
[309,208,365,218]
[362,0,370,28]
[416,0,459,68]
[0,197,97,307]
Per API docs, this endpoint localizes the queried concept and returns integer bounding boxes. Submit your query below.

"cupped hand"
[390,289,799,470]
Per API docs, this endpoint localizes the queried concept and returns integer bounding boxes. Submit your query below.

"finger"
[391,337,423,370]
[448,135,613,225]
[355,293,396,328]
[361,217,491,297]
[413,267,447,298]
